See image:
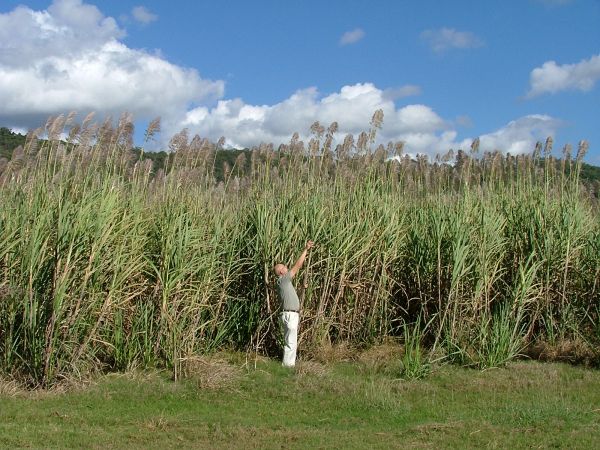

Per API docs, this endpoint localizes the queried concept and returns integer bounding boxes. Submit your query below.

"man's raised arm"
[289,241,314,278]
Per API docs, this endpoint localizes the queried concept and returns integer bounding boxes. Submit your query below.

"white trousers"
[280,311,299,367]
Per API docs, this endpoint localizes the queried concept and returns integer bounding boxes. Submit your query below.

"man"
[274,240,314,367]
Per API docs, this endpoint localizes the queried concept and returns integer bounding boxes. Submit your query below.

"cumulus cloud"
[131,6,157,24]
[340,28,365,46]
[527,54,600,97]
[0,0,562,159]
[478,115,563,154]
[0,0,223,130]
[181,82,472,156]
[181,84,561,158]
[0,0,124,66]
[420,27,484,52]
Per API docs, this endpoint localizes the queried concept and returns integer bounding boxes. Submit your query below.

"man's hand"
[290,241,315,278]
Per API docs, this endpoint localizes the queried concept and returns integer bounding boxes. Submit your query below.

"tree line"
[2,126,600,188]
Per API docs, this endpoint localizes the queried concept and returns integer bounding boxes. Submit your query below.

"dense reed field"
[0,112,598,386]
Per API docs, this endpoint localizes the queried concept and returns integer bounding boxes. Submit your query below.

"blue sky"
[1,0,599,162]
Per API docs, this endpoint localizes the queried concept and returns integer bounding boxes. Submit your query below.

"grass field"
[1,114,599,450]
[1,350,599,449]
[1,114,599,386]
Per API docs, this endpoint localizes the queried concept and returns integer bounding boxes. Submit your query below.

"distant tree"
[0,127,26,160]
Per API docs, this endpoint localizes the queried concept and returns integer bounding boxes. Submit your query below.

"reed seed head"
[576,140,589,162]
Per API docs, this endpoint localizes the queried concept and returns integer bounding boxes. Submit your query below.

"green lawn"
[1,354,599,449]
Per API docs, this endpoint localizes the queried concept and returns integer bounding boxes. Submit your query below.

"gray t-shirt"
[276,273,300,311]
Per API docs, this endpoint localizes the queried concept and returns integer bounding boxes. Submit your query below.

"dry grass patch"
[180,355,243,390]
[357,341,402,363]
[527,338,599,366]
[294,360,329,378]
[0,376,20,397]
[0,374,96,398]
[304,341,356,364]
[357,340,403,375]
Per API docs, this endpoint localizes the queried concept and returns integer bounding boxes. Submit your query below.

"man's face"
[275,264,288,276]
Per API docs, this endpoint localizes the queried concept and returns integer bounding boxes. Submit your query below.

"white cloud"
[478,115,562,154]
[131,6,157,24]
[420,27,484,52]
[527,54,600,97]
[182,86,560,158]
[182,82,470,155]
[0,1,562,159]
[0,41,223,114]
[0,0,124,66]
[0,0,223,129]
[340,28,365,46]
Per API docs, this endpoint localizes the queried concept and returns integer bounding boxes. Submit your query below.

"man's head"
[274,264,288,277]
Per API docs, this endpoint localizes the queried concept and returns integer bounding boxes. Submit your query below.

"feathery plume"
[338,134,354,159]
[373,144,386,164]
[533,141,542,160]
[189,134,203,152]
[82,112,96,130]
[144,117,161,143]
[97,115,114,147]
[562,143,572,161]
[544,136,553,156]
[24,130,40,157]
[470,137,480,154]
[308,138,319,157]
[48,114,66,141]
[65,111,77,127]
[117,112,134,149]
[441,149,454,163]
[394,142,404,158]
[68,124,81,144]
[369,109,384,140]
[327,121,339,135]
[357,131,368,155]
[169,128,189,153]
[323,122,338,154]
[386,142,394,159]
[11,145,24,162]
[310,121,325,139]
[576,140,589,162]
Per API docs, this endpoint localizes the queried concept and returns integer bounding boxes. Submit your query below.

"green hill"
[0,127,26,160]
